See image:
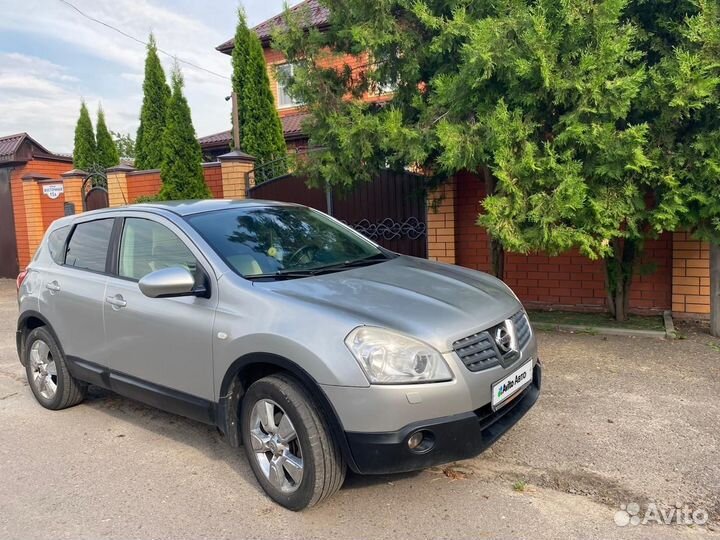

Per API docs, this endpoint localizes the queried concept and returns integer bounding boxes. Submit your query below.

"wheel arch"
[217,352,360,472]
[16,310,62,366]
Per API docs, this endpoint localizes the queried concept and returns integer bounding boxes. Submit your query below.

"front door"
[103,216,216,402]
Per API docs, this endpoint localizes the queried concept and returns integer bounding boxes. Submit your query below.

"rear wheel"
[24,327,86,410]
[241,374,345,510]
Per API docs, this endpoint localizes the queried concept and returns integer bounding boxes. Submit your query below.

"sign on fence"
[42,184,64,199]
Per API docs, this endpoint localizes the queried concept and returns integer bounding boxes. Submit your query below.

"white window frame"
[277,63,302,108]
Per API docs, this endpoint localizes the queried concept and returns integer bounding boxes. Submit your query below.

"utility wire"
[57,0,230,81]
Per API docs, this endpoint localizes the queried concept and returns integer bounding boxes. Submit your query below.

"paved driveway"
[0,278,718,539]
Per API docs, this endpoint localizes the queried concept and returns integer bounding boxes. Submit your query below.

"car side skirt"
[65,357,216,425]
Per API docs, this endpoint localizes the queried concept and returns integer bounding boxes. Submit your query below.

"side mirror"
[138,267,197,298]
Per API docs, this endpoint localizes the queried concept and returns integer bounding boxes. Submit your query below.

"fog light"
[408,431,424,449]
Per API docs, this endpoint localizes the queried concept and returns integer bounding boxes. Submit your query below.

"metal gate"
[248,169,428,258]
[0,168,19,278]
[82,171,109,211]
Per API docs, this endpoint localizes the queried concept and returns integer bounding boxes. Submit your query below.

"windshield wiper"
[244,269,320,281]
[245,253,391,281]
[310,253,390,274]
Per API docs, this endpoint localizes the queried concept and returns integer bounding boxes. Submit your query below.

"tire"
[241,374,346,510]
[24,326,87,410]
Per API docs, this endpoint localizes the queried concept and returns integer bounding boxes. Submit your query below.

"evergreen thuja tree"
[73,101,96,171]
[95,105,120,170]
[275,0,715,321]
[136,34,171,170]
[159,66,210,200]
[231,8,286,169]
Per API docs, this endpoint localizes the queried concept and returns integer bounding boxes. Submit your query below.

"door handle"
[46,281,60,292]
[106,295,127,309]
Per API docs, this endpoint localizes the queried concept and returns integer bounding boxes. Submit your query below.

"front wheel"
[241,374,345,510]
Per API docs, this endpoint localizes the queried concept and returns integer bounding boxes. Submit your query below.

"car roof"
[74,199,303,219]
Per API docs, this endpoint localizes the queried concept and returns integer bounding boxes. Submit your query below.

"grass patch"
[528,310,664,332]
[512,480,527,492]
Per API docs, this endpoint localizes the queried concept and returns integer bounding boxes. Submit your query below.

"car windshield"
[186,206,386,278]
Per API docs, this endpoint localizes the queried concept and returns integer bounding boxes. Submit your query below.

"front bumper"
[345,362,541,474]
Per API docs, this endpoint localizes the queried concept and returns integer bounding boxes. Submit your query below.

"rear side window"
[47,226,70,264]
[65,219,114,273]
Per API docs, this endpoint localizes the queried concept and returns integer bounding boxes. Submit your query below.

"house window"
[277,64,301,108]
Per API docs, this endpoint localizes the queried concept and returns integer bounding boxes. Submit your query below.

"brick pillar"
[106,164,135,207]
[61,168,87,214]
[426,178,457,264]
[672,231,711,318]
[218,150,257,199]
[21,174,46,260]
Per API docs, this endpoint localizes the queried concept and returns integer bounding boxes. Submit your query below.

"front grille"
[511,310,532,350]
[453,310,532,372]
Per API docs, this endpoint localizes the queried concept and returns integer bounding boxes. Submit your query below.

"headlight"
[344,327,453,384]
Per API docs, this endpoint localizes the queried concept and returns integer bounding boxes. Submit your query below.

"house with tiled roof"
[0,133,73,278]
[199,0,354,159]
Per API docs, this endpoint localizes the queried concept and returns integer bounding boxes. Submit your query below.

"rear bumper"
[345,362,541,474]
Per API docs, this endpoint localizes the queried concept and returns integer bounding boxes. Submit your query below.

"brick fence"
[10,158,711,320]
[426,171,710,320]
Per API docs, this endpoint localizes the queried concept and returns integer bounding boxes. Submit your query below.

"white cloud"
[0,0,244,153]
[0,52,140,152]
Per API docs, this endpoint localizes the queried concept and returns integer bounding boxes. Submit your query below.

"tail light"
[16,269,28,291]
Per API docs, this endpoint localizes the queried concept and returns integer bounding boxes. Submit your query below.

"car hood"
[259,256,521,352]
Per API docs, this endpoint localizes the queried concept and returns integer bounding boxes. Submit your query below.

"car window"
[119,218,199,282]
[47,225,70,265]
[187,206,382,277]
[65,219,114,273]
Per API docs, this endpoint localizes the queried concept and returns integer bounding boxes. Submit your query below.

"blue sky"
[0,0,301,153]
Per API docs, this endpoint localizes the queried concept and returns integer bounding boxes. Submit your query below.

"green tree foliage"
[95,106,119,170]
[136,34,171,170]
[111,131,136,159]
[231,8,286,168]
[72,101,96,171]
[159,66,210,200]
[276,0,718,321]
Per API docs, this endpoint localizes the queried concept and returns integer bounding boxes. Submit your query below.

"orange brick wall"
[123,166,225,202]
[426,178,456,264]
[41,185,67,230]
[126,170,162,202]
[672,232,711,317]
[455,172,673,315]
[10,169,28,268]
[203,164,223,198]
[11,158,71,267]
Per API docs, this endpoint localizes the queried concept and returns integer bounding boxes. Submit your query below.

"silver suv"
[16,200,541,510]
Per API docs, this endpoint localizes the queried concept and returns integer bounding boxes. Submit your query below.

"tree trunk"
[711,242,719,337]
[604,238,638,322]
[482,167,505,280]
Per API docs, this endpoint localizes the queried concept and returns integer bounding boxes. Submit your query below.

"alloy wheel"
[29,339,57,400]
[249,398,304,493]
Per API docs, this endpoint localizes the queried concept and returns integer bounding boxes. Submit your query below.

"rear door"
[102,215,216,401]
[39,217,115,365]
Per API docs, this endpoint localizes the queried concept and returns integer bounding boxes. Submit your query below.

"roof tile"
[216,0,330,52]
[198,112,310,149]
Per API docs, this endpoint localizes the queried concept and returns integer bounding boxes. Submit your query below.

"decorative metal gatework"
[248,167,428,258]
[350,217,427,242]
